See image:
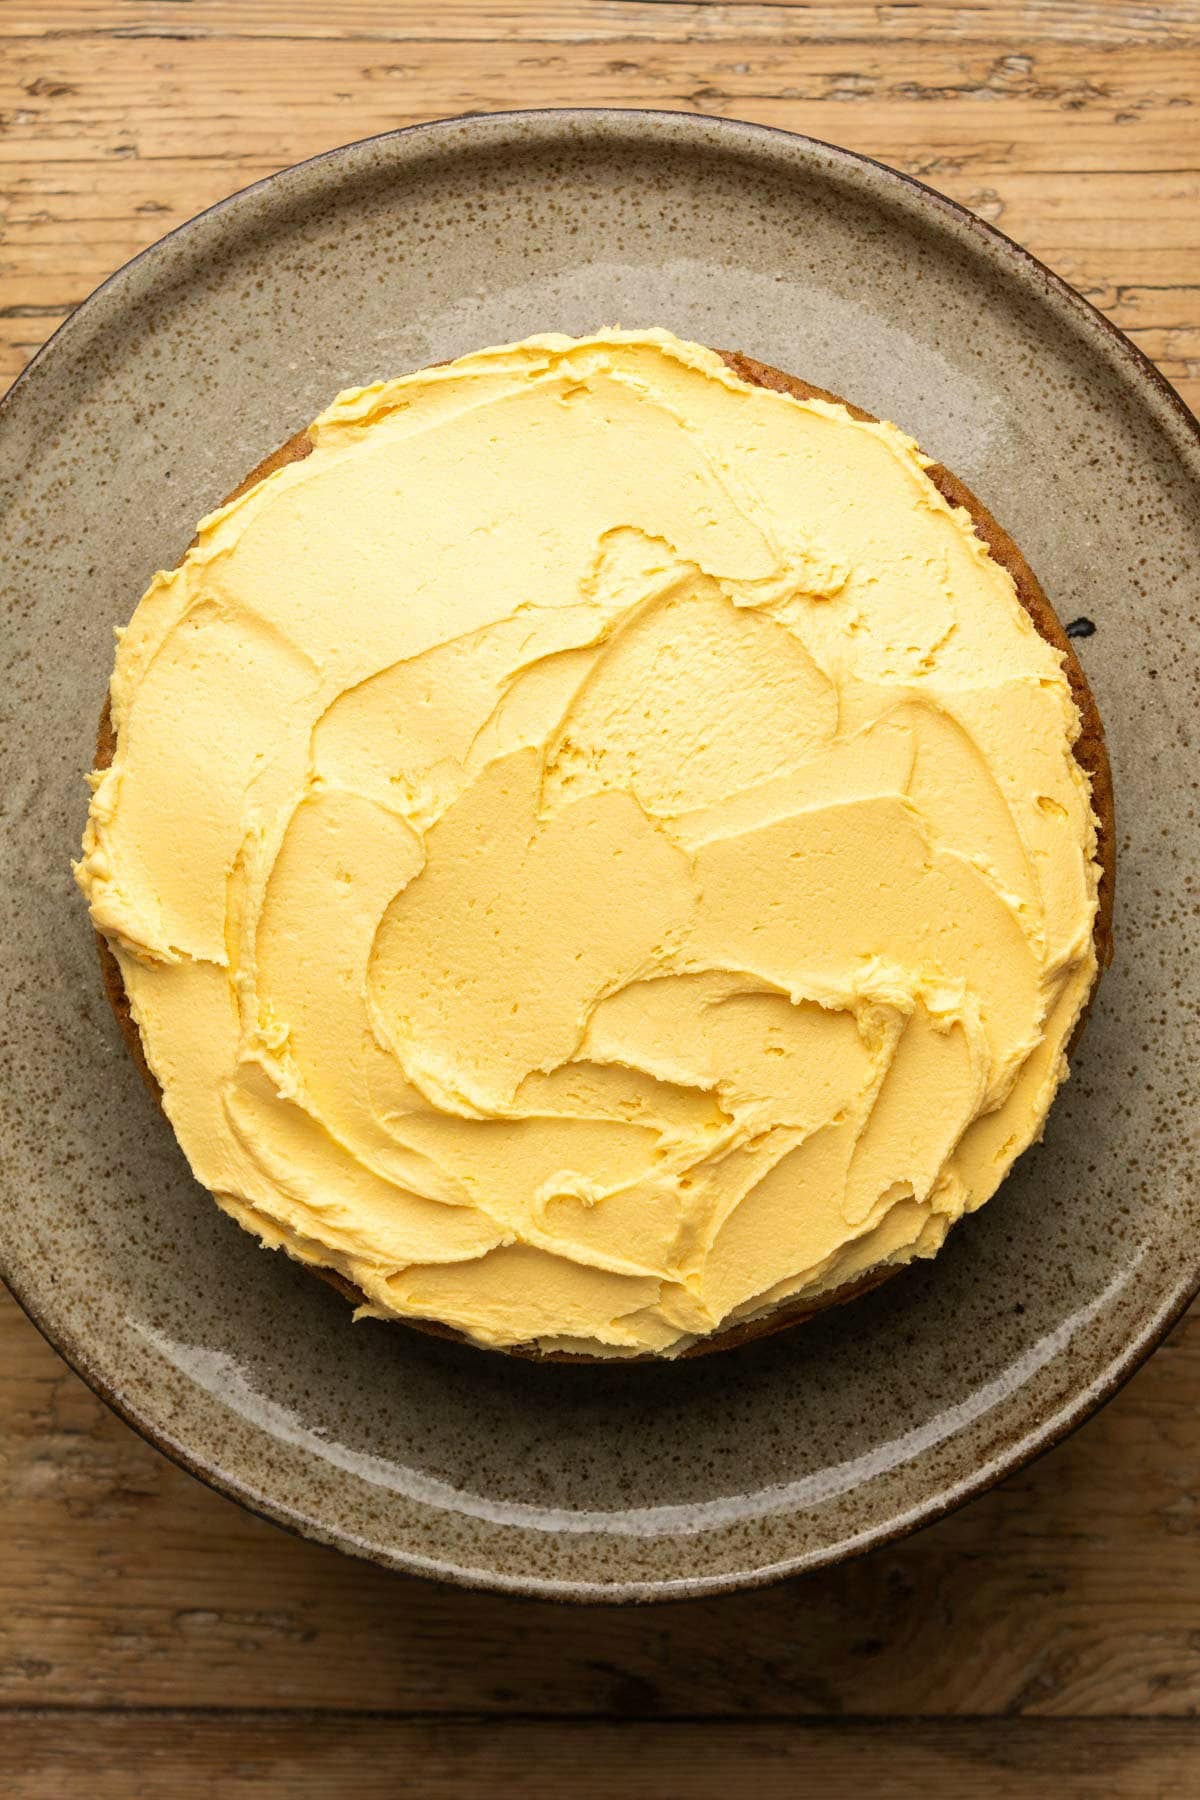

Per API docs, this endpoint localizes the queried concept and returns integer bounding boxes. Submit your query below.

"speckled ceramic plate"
[1,111,1197,1601]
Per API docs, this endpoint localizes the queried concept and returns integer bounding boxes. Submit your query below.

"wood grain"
[4,1714,1200,1799]
[6,3,1200,47]
[2,3,1198,1794]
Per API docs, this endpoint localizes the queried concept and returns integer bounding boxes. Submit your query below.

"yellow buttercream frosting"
[76,329,1101,1356]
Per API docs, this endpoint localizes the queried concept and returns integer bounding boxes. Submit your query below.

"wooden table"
[2,5,1197,1794]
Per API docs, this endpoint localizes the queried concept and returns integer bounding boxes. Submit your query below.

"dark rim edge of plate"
[2,106,1197,1603]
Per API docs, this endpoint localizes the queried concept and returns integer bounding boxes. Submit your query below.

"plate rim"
[3,105,1199,1603]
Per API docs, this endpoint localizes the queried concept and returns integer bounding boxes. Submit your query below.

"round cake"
[76,330,1113,1360]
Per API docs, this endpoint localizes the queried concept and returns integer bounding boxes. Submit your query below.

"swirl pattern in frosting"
[76,330,1101,1355]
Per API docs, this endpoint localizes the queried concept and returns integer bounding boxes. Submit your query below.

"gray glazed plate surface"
[1,110,1197,1602]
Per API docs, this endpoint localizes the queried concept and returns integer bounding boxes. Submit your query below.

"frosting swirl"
[77,330,1100,1355]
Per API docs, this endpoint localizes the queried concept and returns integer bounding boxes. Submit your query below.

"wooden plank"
[4,1713,1200,1799]
[3,2,1200,49]
[3,1283,1200,1717]
[1,39,1194,192]
[1,35,1196,169]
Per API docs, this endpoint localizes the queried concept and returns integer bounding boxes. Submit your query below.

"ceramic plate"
[2,111,1197,1601]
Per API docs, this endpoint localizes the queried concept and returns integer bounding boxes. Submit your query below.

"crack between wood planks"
[5,27,1200,49]
[0,1705,1195,1726]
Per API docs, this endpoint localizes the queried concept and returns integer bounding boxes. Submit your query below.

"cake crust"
[91,351,1114,1361]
